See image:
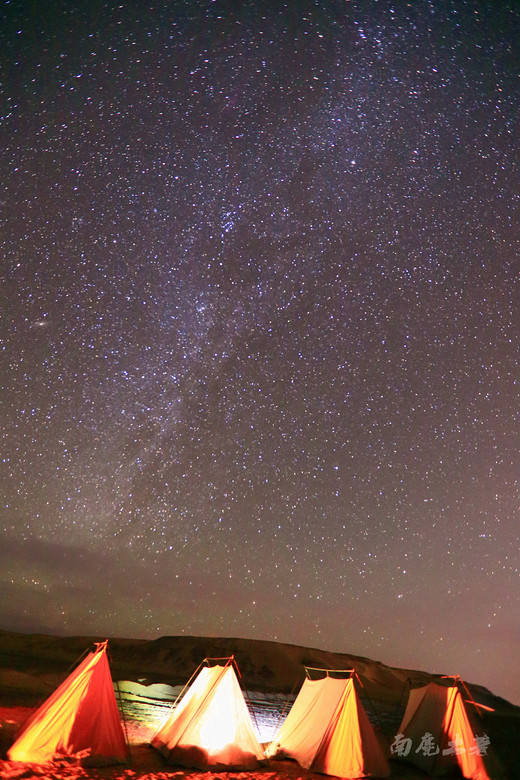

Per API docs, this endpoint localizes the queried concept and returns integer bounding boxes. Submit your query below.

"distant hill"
[0,629,515,712]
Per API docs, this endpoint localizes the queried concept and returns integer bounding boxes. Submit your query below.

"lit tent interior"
[7,640,127,765]
[151,656,264,770]
[266,668,390,779]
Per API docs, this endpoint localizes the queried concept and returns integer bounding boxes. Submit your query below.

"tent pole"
[114,677,132,764]
[304,666,355,678]
[230,656,262,739]
[265,673,302,756]
[108,638,131,764]
[10,642,97,741]
[154,658,232,750]
[430,682,457,777]
[353,670,389,739]
[150,658,207,742]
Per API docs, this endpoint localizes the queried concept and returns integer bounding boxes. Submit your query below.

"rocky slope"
[0,629,514,710]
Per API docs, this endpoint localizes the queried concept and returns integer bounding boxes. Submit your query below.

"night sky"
[1,1,519,705]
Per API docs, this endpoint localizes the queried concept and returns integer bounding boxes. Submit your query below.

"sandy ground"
[0,705,439,780]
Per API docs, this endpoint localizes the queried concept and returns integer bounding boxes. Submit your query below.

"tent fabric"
[267,675,390,779]
[396,682,490,780]
[151,662,264,769]
[8,641,127,765]
[266,676,348,766]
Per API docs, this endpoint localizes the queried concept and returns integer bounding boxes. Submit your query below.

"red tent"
[8,640,127,765]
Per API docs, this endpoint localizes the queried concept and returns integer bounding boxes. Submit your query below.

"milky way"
[1,1,519,704]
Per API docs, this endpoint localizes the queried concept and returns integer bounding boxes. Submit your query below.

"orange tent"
[266,670,390,779]
[151,657,264,769]
[8,640,127,765]
[393,681,490,779]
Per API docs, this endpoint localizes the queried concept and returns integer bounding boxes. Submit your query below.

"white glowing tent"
[151,657,264,769]
[266,669,390,779]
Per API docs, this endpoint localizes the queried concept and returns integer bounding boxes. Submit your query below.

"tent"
[392,680,491,779]
[8,640,127,765]
[266,669,390,779]
[151,656,264,769]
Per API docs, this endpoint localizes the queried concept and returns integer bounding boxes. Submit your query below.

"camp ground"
[4,644,501,780]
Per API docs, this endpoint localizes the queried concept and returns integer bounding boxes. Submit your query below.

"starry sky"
[1,0,519,705]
